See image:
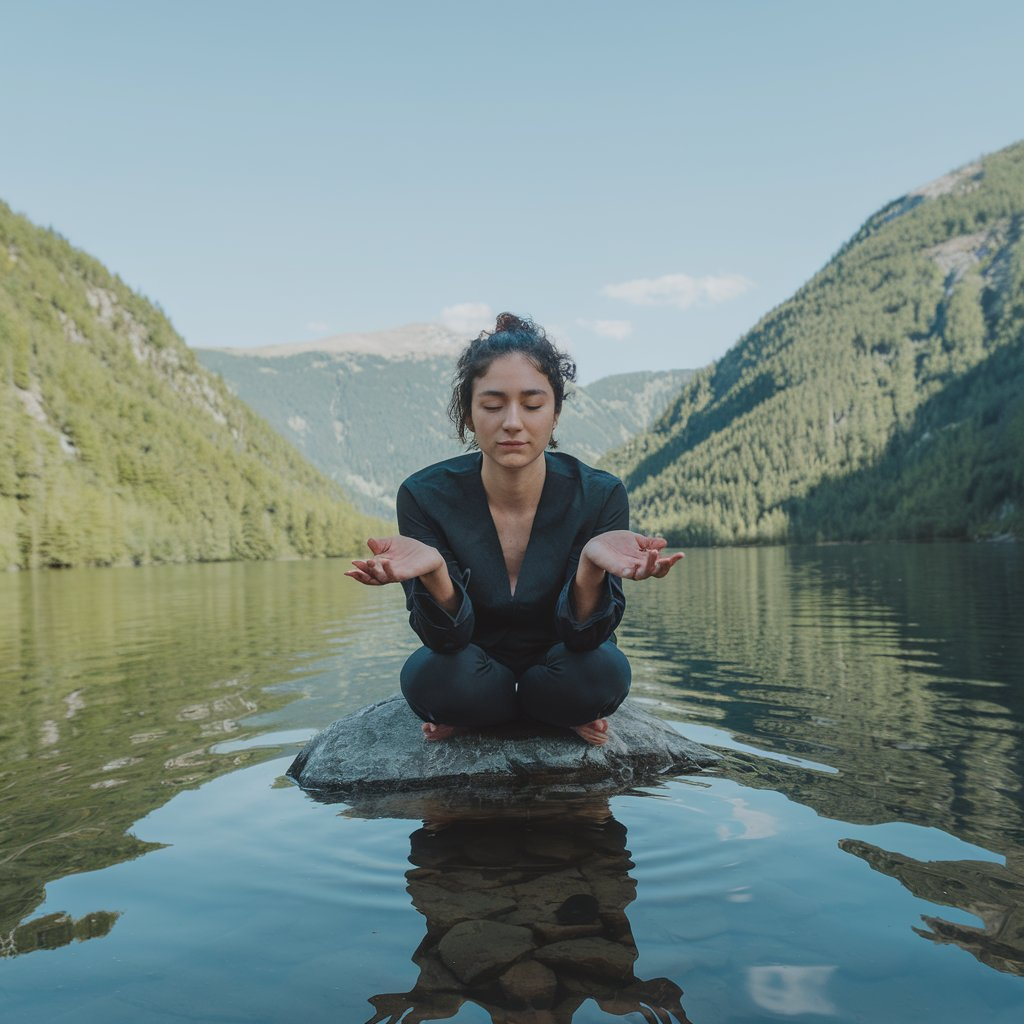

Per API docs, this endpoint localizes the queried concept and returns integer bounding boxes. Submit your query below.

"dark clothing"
[397,451,632,728]
[398,451,628,670]
[401,641,631,728]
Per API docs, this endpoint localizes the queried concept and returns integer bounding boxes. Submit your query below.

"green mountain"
[604,142,1024,544]
[0,202,381,570]
[197,331,692,518]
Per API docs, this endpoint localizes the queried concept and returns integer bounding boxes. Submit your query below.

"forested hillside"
[199,337,691,517]
[604,142,1024,544]
[0,202,381,570]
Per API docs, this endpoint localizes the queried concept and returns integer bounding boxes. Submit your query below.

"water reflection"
[0,559,411,949]
[621,544,1024,897]
[840,838,1024,976]
[1,910,119,959]
[365,803,692,1024]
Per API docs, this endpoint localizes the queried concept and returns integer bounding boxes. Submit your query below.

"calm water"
[1,545,1022,1023]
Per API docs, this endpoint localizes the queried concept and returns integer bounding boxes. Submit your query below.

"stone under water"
[286,694,719,811]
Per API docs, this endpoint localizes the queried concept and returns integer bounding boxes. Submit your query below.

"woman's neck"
[480,451,547,513]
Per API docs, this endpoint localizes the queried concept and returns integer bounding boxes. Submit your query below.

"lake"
[1,544,1022,1023]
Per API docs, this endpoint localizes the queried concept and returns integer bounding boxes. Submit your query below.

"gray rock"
[535,936,637,980]
[498,959,559,1009]
[287,695,718,807]
[407,881,517,930]
[436,920,535,985]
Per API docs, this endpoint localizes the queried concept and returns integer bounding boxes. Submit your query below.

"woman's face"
[467,353,558,469]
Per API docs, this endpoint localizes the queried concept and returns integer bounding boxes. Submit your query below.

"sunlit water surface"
[1,546,1022,1023]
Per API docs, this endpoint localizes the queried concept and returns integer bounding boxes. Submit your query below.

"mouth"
[498,441,528,448]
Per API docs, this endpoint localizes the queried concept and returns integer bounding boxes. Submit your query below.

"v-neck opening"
[477,453,551,603]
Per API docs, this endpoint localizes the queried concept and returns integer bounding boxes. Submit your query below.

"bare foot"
[422,722,460,742]
[570,718,609,747]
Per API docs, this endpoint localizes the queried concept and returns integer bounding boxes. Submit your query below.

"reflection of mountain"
[840,839,1024,977]
[366,805,692,1024]
[617,543,1024,977]
[1,910,119,959]
[0,560,401,950]
[622,545,1024,851]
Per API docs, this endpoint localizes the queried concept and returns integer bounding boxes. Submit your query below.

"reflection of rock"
[437,920,535,985]
[288,695,718,802]
[365,804,693,1024]
[1,910,119,958]
[840,838,1024,976]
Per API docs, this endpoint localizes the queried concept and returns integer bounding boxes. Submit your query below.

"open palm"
[582,530,684,581]
[345,536,444,586]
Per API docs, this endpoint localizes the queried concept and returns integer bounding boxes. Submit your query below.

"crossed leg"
[400,641,631,746]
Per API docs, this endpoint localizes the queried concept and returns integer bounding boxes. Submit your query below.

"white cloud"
[576,318,634,340]
[306,321,329,333]
[748,966,837,1017]
[440,302,494,336]
[603,272,753,310]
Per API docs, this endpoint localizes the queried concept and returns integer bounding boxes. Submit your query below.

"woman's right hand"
[345,536,445,586]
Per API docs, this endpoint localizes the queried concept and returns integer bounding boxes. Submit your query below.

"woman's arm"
[392,483,476,651]
[346,535,459,614]
[555,482,629,650]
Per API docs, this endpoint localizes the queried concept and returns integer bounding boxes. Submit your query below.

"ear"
[465,415,474,434]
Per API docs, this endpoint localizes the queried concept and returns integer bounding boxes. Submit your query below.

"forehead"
[472,353,552,395]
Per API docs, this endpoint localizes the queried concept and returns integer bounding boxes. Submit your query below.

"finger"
[634,548,658,580]
[369,559,391,584]
[344,570,381,586]
[653,552,685,577]
[366,537,388,555]
[641,534,669,552]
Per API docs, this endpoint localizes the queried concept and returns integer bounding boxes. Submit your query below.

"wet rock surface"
[287,694,718,802]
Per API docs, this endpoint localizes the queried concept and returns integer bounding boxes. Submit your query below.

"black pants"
[400,641,631,729]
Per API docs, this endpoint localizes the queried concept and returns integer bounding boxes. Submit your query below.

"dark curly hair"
[447,312,577,449]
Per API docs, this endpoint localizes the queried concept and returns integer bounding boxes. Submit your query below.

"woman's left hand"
[580,530,684,581]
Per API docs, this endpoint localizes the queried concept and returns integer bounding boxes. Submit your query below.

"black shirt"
[397,451,629,671]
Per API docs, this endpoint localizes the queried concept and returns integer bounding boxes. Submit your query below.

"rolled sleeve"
[397,482,476,654]
[555,571,625,651]
[406,568,475,653]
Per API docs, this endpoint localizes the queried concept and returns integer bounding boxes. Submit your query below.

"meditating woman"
[345,313,683,746]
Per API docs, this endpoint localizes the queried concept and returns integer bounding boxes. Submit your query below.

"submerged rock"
[286,694,718,806]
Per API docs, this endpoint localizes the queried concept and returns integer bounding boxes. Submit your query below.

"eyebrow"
[478,388,549,398]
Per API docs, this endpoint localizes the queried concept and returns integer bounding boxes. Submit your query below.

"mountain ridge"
[0,201,382,570]
[603,141,1024,544]
[197,340,693,518]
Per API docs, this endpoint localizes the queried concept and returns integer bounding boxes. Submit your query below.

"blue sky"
[3,1,1022,382]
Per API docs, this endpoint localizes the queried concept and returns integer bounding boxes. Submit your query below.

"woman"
[345,313,682,746]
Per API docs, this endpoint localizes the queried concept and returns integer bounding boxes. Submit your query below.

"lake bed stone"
[498,960,558,1009]
[287,694,719,808]
[436,920,536,985]
[535,936,637,980]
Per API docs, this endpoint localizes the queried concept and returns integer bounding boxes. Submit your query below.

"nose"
[502,404,523,431]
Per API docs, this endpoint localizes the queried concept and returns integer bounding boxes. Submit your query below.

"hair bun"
[494,312,528,333]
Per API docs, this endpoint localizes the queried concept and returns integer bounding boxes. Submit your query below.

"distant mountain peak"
[907,159,984,201]
[211,322,466,360]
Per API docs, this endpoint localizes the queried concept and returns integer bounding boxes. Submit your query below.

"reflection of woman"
[346,313,682,745]
[366,806,692,1024]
